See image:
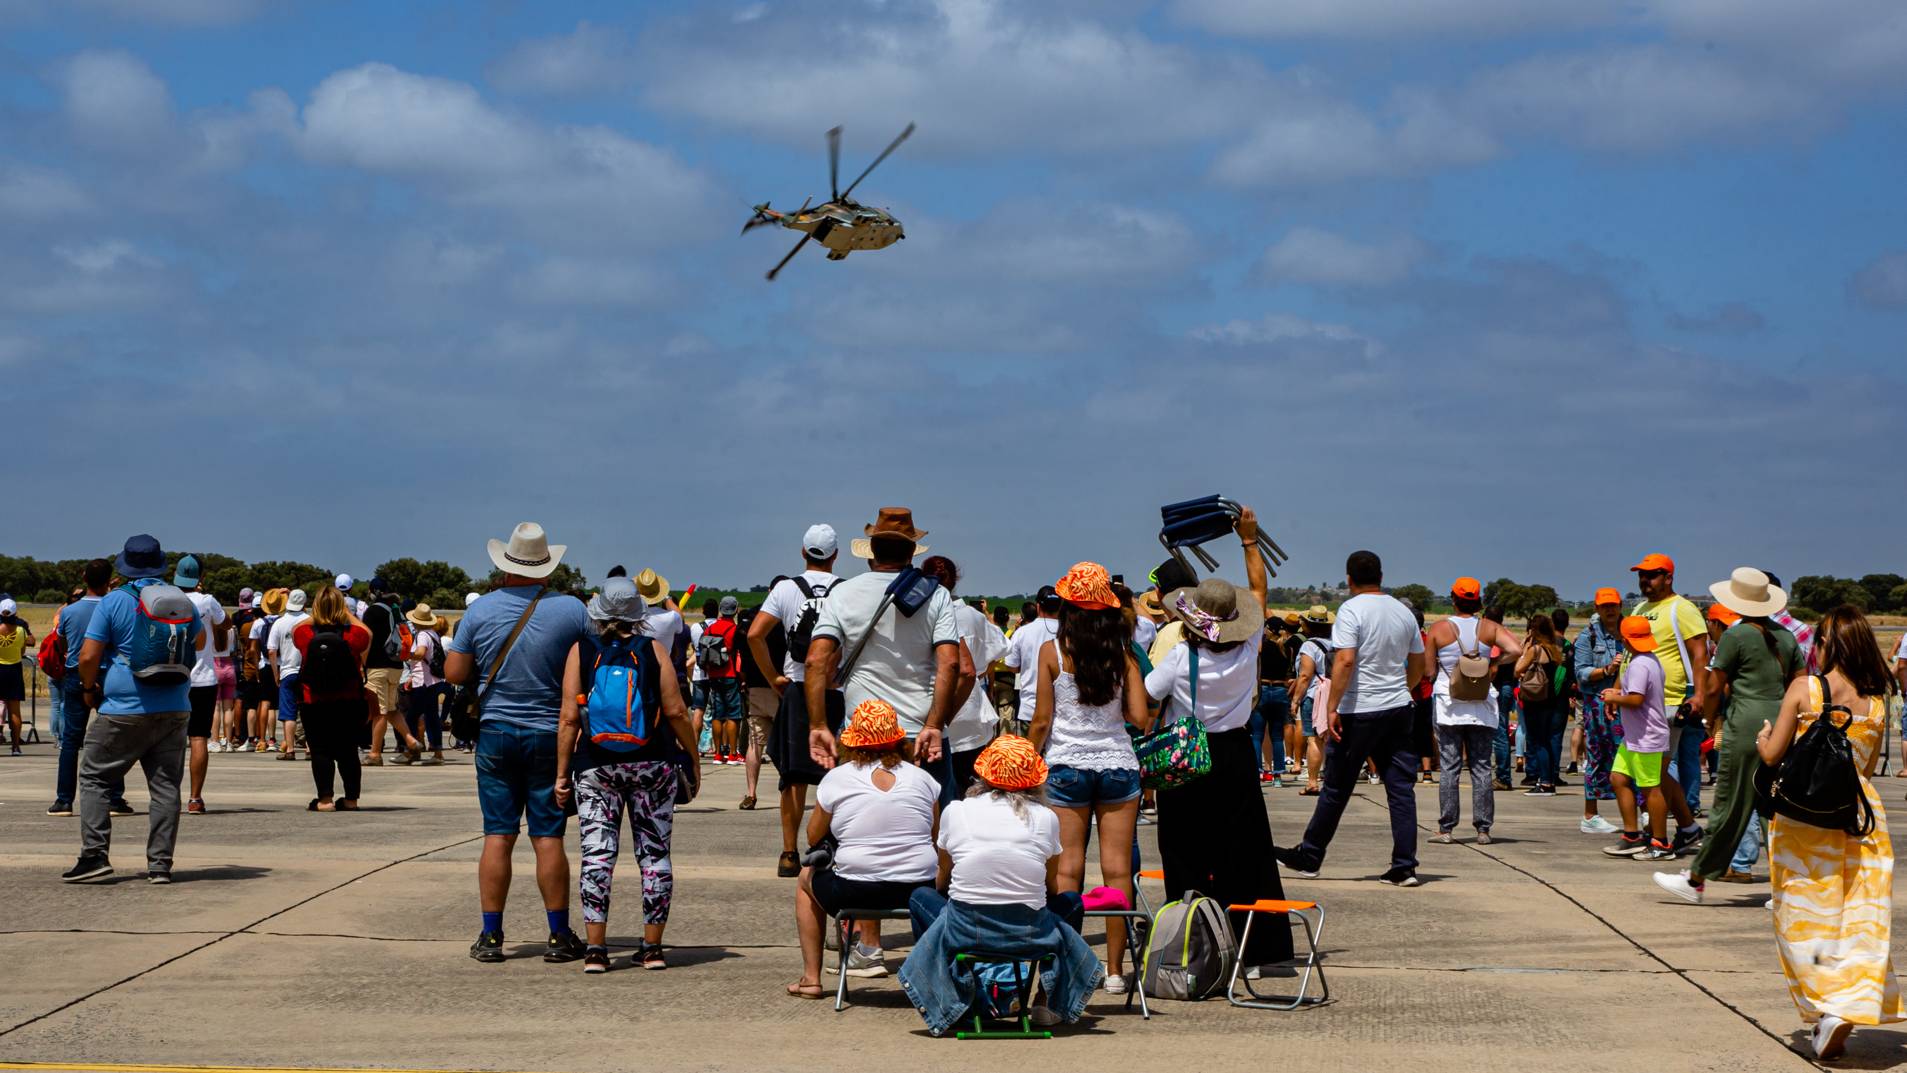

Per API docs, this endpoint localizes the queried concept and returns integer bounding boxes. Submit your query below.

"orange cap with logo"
[1630,553,1675,574]
[1619,615,1656,651]
[1593,587,1622,607]
[1451,577,1482,601]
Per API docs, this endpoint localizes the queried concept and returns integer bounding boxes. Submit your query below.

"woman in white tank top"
[1422,580,1523,843]
[1028,562,1152,994]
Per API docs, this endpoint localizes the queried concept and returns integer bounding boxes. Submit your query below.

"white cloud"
[1174,0,1601,39]
[3,0,266,24]
[55,50,176,151]
[1257,227,1425,287]
[0,165,90,218]
[1464,45,1816,151]
[53,238,157,273]
[295,64,710,246]
[639,0,1282,154]
[1190,313,1383,358]
[1848,252,1907,311]
[488,21,638,95]
[512,255,668,308]
[1212,88,1496,187]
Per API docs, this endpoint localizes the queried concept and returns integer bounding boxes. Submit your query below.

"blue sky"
[5,0,1905,598]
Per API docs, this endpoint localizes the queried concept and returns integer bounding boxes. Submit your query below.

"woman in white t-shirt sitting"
[1142,505,1294,969]
[787,699,939,1000]
[1028,561,1150,994]
[897,735,1103,1035]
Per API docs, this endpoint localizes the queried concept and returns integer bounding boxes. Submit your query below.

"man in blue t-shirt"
[445,522,591,965]
[64,535,204,885]
[49,558,129,818]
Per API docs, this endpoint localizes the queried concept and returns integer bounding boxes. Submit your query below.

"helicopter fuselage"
[762,201,904,258]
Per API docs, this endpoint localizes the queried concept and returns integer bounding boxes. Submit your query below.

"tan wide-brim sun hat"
[633,568,671,605]
[1709,567,1787,618]
[405,604,436,628]
[850,537,930,559]
[1163,577,1263,645]
[487,522,565,580]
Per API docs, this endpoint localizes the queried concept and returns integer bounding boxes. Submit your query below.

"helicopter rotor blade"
[826,126,841,201]
[839,121,914,201]
[766,233,811,282]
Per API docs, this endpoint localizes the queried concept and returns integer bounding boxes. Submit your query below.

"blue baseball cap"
[173,554,201,589]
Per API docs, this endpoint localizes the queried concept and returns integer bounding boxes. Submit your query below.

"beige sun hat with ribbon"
[1708,567,1787,618]
[487,522,565,580]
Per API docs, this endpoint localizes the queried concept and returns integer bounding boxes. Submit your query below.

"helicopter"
[741,122,915,281]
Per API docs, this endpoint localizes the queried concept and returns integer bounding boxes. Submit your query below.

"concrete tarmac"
[1,743,1902,1072]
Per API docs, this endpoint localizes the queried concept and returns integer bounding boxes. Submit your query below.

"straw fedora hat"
[632,568,671,605]
[1709,567,1787,618]
[487,522,565,580]
[405,603,436,628]
[1163,577,1262,645]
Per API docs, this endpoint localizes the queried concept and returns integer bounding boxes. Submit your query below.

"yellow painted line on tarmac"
[0,1064,551,1073]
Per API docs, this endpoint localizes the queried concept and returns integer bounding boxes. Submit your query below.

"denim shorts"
[705,679,745,722]
[476,721,566,838]
[1300,696,1316,737]
[690,681,709,711]
[1046,764,1142,808]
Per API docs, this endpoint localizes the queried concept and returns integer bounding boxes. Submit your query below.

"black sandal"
[307,799,320,811]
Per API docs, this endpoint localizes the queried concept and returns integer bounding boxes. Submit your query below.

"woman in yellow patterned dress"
[1755,606,1903,1060]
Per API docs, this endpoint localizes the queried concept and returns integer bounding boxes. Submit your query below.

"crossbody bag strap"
[477,587,545,709]
[834,587,899,689]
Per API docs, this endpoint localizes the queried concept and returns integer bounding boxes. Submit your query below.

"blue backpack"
[584,636,662,754]
[120,582,196,686]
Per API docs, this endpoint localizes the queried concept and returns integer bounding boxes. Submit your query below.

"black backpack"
[1754,674,1876,837]
[302,626,361,695]
[784,577,832,663]
[423,630,446,679]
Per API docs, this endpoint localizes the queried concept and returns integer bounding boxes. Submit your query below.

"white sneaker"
[1580,816,1618,835]
[827,943,888,978]
[1813,1014,1851,1059]
[1103,974,1128,995]
[1652,870,1705,904]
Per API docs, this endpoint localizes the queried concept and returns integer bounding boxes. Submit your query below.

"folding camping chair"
[1157,495,1289,580]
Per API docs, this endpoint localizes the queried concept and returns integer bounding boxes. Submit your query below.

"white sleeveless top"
[1043,641,1139,771]
[1433,616,1498,729]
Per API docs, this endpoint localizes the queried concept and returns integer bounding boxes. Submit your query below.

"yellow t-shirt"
[0,626,27,666]
[1147,620,1185,668]
[1632,595,1705,706]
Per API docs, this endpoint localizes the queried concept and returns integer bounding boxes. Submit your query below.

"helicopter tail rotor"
[741,202,779,235]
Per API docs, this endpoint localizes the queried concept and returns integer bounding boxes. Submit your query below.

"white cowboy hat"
[1709,567,1787,618]
[487,522,566,580]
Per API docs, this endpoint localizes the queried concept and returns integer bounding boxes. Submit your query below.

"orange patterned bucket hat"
[973,734,1048,791]
[1055,561,1118,610]
[839,699,906,749]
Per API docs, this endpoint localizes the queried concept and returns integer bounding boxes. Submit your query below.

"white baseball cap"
[0,598,15,616]
[335,573,353,591]
[465,592,481,607]
[803,524,838,559]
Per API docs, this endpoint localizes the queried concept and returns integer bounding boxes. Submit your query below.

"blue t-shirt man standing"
[49,558,127,817]
[64,535,204,886]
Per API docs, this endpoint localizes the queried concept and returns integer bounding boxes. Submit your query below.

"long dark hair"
[1057,601,1130,707]
[1815,606,1897,698]
[1527,614,1562,662]
[1741,615,1783,659]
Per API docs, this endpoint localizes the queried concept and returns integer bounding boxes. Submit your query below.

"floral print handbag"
[1131,647,1212,790]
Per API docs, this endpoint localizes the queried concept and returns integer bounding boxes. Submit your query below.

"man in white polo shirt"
[1279,549,1425,886]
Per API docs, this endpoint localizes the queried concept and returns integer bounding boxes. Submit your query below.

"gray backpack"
[1140,891,1237,1000]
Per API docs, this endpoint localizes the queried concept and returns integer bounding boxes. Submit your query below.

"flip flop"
[786,983,825,1000]
[1300,787,1321,796]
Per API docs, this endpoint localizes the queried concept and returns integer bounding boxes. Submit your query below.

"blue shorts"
[705,679,744,722]
[476,721,566,838]
[1046,764,1142,809]
[690,681,709,711]
[1300,696,1316,737]
[278,673,301,723]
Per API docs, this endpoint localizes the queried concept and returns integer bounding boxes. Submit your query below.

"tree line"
[0,552,588,609]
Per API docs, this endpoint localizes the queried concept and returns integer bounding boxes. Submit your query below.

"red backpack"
[37,632,65,681]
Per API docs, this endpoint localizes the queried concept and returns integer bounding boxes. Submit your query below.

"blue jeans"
[57,679,125,806]
[1493,685,1516,782]
[1247,684,1289,771]
[1670,721,1704,811]
[1732,812,1763,871]
[47,678,65,743]
[900,889,1100,1036]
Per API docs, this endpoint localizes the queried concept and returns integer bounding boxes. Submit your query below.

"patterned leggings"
[1580,695,1624,802]
[576,761,676,927]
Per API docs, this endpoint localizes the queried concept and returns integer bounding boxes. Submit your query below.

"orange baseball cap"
[1593,587,1622,607]
[1619,615,1656,651]
[1706,603,1740,626]
[1451,577,1482,600]
[1630,553,1675,574]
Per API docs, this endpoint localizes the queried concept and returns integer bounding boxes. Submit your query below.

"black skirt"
[0,662,23,702]
[1157,726,1294,964]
